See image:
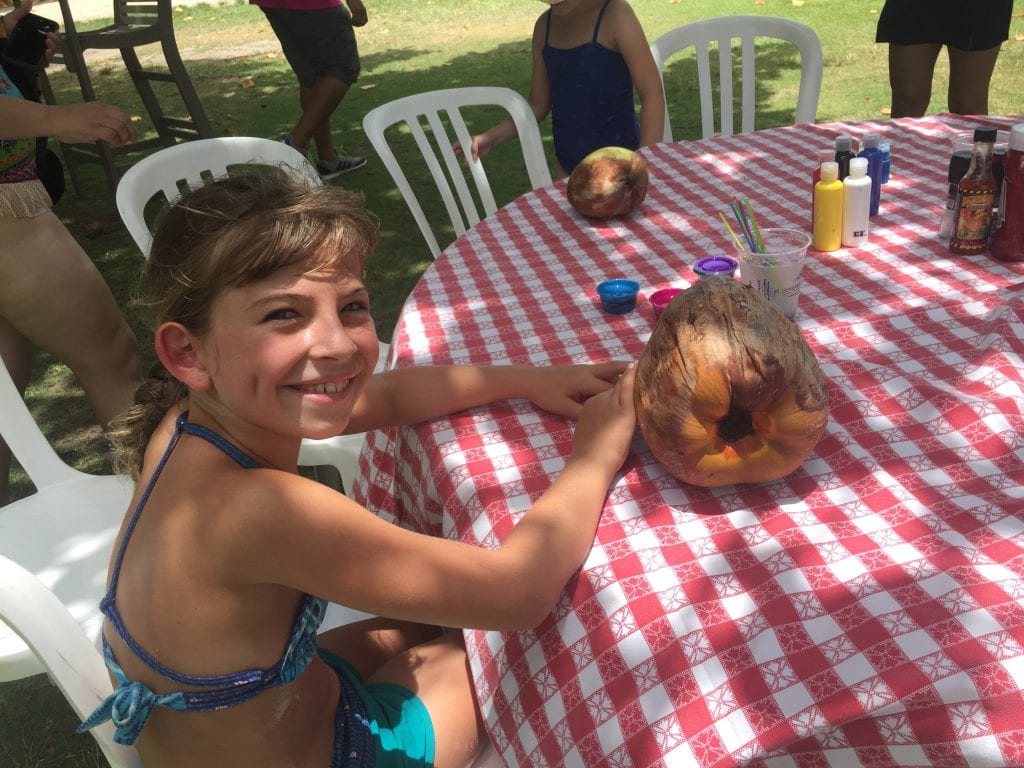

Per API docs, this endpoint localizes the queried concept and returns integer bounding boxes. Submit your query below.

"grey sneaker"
[317,152,367,180]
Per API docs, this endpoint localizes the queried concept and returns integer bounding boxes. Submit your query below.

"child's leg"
[319,617,444,680]
[886,43,942,118]
[296,76,351,160]
[320,621,486,768]
[946,44,1003,115]
[369,633,487,768]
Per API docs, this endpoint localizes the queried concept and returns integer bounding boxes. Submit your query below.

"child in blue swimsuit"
[77,172,637,767]
[462,0,664,178]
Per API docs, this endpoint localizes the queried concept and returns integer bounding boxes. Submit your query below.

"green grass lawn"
[1,0,1022,764]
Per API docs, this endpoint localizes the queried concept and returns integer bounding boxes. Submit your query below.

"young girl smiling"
[78,172,636,767]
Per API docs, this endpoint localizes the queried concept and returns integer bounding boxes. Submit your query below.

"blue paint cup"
[596,279,640,314]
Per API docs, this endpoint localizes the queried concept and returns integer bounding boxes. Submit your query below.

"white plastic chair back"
[115,136,386,492]
[0,354,134,682]
[650,15,823,141]
[362,86,552,258]
[115,136,320,258]
[0,555,142,767]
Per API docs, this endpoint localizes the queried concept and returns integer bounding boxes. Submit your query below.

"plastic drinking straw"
[743,197,767,255]
[719,211,745,251]
[730,199,756,251]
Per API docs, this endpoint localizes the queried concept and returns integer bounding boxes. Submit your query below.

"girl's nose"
[308,317,359,359]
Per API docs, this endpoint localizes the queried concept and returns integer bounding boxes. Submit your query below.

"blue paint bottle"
[858,132,884,216]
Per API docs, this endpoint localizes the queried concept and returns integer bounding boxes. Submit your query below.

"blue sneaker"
[317,151,367,180]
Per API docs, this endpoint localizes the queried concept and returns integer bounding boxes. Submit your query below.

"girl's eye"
[342,300,370,314]
[263,308,298,322]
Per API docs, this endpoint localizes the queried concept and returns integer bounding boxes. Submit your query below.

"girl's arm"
[346,360,630,433]
[611,0,666,147]
[226,365,637,630]
[459,14,552,162]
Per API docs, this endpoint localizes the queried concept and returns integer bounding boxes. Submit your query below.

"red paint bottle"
[991,123,1024,262]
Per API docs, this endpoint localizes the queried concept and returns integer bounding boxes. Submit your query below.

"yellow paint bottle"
[812,161,843,252]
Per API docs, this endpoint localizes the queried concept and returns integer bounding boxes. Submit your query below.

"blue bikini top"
[542,0,640,172]
[77,412,329,746]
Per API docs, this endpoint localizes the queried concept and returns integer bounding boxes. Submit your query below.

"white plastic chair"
[0,555,141,767]
[362,86,553,259]
[650,15,823,141]
[115,136,386,492]
[0,355,134,685]
[115,135,321,258]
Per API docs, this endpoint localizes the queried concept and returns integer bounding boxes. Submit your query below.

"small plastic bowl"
[693,256,739,279]
[649,287,684,317]
[596,279,640,314]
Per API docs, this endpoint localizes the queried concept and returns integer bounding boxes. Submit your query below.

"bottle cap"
[1009,123,1024,151]
[817,148,834,164]
[848,157,868,177]
[973,126,997,143]
[862,132,880,149]
[820,161,839,181]
[880,141,891,158]
[948,151,971,183]
[835,135,852,152]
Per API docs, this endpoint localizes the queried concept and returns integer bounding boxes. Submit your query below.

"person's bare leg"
[293,76,351,161]
[947,45,1003,115]
[887,43,942,118]
[0,212,140,428]
[0,320,34,504]
[318,617,444,680]
[369,633,487,768]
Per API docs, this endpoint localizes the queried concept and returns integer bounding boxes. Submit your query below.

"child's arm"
[457,14,552,163]
[345,0,367,27]
[611,0,666,147]
[346,360,629,433]
[232,365,637,630]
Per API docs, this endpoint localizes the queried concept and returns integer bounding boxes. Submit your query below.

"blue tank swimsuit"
[76,413,375,767]
[542,0,640,172]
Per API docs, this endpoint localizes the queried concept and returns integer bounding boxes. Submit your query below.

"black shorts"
[875,0,1013,51]
[261,5,361,87]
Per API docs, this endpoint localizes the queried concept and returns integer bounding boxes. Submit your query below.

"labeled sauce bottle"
[950,126,997,255]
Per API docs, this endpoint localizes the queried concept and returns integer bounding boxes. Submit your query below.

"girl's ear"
[154,322,213,392]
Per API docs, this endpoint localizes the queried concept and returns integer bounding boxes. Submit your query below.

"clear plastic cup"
[733,228,811,319]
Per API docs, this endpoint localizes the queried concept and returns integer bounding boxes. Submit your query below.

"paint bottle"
[950,126,997,255]
[834,135,856,180]
[991,123,1024,262]
[939,150,972,242]
[880,141,891,184]
[842,157,871,248]
[857,132,884,216]
[810,148,834,228]
[812,161,843,252]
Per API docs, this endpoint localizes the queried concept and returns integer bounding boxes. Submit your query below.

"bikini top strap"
[101,412,261,605]
[592,0,614,41]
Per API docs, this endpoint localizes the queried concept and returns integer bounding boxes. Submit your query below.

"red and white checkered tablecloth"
[352,115,1024,767]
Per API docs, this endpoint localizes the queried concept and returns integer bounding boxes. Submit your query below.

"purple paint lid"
[693,256,739,278]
